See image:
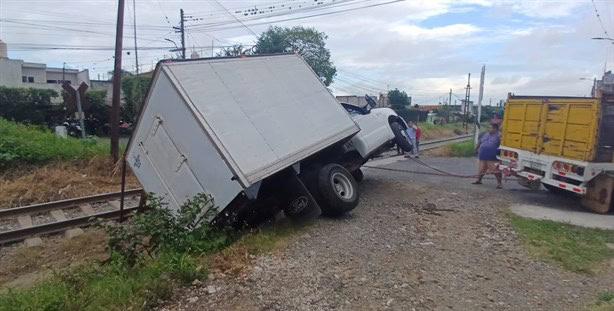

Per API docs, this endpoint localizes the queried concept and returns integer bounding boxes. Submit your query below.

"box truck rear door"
[140,116,209,212]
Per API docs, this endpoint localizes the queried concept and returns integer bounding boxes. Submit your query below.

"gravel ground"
[159,172,613,311]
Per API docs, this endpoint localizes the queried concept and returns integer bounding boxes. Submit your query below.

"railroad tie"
[79,203,95,216]
[109,200,121,210]
[17,215,33,229]
[50,210,68,222]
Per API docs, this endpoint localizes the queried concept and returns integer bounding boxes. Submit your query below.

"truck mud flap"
[280,172,322,224]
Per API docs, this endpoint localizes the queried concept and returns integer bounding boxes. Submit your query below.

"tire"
[317,164,359,216]
[390,122,412,153]
[352,168,364,182]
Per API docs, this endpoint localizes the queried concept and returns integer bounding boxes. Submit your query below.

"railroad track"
[0,189,143,245]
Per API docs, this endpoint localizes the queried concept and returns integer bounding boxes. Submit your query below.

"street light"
[165,38,182,58]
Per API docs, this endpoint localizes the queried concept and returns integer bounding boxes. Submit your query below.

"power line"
[592,0,609,37]
[210,0,259,39]
[189,0,404,33]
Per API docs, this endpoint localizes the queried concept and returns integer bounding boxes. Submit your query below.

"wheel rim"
[331,172,354,200]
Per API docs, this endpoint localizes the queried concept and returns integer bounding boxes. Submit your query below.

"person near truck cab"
[405,120,419,158]
[472,123,503,188]
[415,124,422,156]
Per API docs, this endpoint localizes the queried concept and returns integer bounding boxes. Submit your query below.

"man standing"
[473,123,502,188]
[405,120,418,158]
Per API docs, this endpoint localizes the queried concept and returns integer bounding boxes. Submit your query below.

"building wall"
[0,58,23,87]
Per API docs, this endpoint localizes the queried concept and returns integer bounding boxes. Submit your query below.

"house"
[0,40,90,102]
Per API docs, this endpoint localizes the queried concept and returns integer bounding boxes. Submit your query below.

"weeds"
[0,194,231,311]
[508,214,614,274]
[0,118,108,169]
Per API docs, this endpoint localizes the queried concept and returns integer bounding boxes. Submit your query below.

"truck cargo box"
[125,54,360,213]
[501,94,614,162]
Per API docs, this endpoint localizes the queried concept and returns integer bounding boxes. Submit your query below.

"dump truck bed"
[502,95,601,162]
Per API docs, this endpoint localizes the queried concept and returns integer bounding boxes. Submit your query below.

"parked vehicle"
[63,120,82,138]
[497,93,614,213]
[126,54,408,227]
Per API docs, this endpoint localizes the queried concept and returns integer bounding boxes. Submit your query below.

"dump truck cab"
[497,93,614,213]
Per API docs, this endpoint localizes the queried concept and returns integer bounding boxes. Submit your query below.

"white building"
[0,40,90,102]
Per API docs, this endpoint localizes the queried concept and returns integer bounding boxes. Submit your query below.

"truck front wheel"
[390,122,412,153]
[317,164,359,216]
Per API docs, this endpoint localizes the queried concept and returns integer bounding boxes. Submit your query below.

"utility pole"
[132,0,139,74]
[62,62,66,83]
[111,0,125,164]
[474,65,485,146]
[463,73,471,131]
[173,9,186,59]
[448,88,452,106]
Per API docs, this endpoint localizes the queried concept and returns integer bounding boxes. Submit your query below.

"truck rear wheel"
[317,164,359,216]
[582,174,614,214]
[390,122,412,153]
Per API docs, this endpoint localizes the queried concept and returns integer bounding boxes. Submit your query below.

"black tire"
[391,122,412,152]
[317,164,359,216]
[352,168,364,182]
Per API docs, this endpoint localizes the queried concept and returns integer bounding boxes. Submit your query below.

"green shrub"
[0,86,65,127]
[103,194,229,266]
[0,194,230,311]
[0,118,107,169]
[449,140,475,157]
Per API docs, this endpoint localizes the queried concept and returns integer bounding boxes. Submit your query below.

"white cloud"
[390,23,482,40]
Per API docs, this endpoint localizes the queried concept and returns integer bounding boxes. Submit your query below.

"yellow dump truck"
[497,93,614,213]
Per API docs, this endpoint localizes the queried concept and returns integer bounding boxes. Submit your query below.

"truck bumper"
[498,163,587,194]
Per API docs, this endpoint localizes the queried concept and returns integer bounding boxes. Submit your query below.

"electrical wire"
[210,0,259,39]
[189,0,404,33]
[592,0,609,37]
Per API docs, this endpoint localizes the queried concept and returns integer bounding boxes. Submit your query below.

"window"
[28,77,34,83]
[22,76,27,83]
[47,79,57,84]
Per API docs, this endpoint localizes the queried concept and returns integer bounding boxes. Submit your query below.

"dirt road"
[160,158,613,311]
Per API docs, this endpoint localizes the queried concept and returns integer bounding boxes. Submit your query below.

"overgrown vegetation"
[509,214,614,274]
[0,194,229,310]
[449,140,475,157]
[121,75,151,124]
[0,86,64,127]
[0,118,107,169]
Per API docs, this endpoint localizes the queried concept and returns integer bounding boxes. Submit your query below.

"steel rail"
[0,189,143,218]
[0,206,141,244]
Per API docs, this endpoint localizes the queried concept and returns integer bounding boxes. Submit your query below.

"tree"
[254,26,336,86]
[121,76,151,124]
[216,44,250,57]
[388,89,411,110]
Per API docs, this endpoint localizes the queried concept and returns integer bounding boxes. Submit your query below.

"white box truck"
[126,54,410,226]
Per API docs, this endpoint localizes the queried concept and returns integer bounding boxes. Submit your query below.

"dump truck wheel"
[352,168,364,182]
[317,164,359,216]
[582,174,614,214]
[390,122,412,153]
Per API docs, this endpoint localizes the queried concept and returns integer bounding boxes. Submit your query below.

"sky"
[1,0,613,105]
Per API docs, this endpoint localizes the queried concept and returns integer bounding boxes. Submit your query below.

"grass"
[0,156,140,208]
[0,222,305,311]
[591,292,614,311]
[0,118,108,169]
[508,214,614,274]
[425,140,476,157]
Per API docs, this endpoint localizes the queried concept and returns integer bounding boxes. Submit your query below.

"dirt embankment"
[0,157,140,208]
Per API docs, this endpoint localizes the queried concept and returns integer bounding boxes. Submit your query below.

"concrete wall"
[0,58,23,87]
